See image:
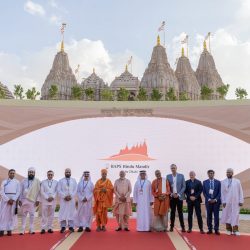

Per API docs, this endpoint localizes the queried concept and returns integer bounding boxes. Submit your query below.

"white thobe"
[58,177,77,227]
[133,179,154,231]
[0,178,20,231]
[40,179,58,230]
[221,178,244,226]
[20,178,40,232]
[74,179,94,228]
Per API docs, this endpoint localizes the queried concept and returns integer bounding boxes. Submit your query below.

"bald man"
[221,168,244,236]
[185,171,204,233]
[58,168,77,233]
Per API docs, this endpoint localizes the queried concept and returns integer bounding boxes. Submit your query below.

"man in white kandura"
[58,168,77,233]
[40,170,58,234]
[19,167,41,235]
[133,170,154,232]
[75,171,94,232]
[221,168,244,236]
[0,169,21,237]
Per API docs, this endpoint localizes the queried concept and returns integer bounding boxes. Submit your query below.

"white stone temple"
[0,82,14,99]
[41,41,77,100]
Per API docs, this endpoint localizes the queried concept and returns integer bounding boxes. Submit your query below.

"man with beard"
[19,167,41,235]
[58,168,77,233]
[40,170,58,234]
[0,169,21,236]
[75,171,94,232]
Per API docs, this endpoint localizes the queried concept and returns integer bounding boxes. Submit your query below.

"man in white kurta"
[75,171,94,232]
[58,168,77,233]
[221,168,244,236]
[39,170,58,234]
[133,170,154,232]
[0,169,21,236]
[19,167,40,235]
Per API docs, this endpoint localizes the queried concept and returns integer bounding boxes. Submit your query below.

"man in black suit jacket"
[185,171,204,234]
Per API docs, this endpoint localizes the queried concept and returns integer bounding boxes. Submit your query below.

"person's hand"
[8,199,14,205]
[150,202,153,206]
[82,198,87,202]
[101,188,107,193]
[190,196,196,201]
[120,196,126,202]
[239,203,243,207]
[18,200,22,207]
[35,201,39,207]
[133,203,137,207]
[47,197,54,202]
[173,193,178,199]
[223,203,226,208]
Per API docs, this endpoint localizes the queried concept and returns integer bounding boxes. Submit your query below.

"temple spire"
[203,40,207,51]
[125,64,128,72]
[181,47,185,57]
[157,35,160,45]
[93,68,95,73]
[61,41,64,52]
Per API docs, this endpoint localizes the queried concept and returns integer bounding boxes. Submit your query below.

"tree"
[200,85,213,100]
[166,87,177,101]
[14,84,24,99]
[25,87,40,100]
[151,88,162,101]
[71,85,83,100]
[84,87,94,100]
[49,85,58,99]
[101,88,113,101]
[235,87,248,100]
[117,87,129,101]
[137,87,148,101]
[179,91,189,101]
[0,86,5,99]
[216,84,230,99]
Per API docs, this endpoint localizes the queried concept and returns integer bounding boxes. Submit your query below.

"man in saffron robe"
[93,169,114,232]
[113,171,132,231]
[152,170,170,232]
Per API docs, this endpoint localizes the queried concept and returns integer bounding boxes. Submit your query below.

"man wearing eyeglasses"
[40,170,58,234]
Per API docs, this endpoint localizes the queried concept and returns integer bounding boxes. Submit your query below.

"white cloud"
[24,1,45,16]
[0,39,145,95]
[49,14,61,26]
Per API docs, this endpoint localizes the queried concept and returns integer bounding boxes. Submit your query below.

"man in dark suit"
[185,171,204,234]
[203,169,221,235]
[167,164,186,232]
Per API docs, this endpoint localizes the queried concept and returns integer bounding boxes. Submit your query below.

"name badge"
[209,189,214,195]
[139,189,143,195]
[191,189,194,194]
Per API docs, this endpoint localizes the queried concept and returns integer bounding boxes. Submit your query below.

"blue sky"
[0,0,250,99]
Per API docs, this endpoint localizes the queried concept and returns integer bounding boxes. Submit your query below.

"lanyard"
[228,179,232,188]
[66,178,70,188]
[210,180,214,190]
[82,180,89,191]
[4,179,11,193]
[140,180,146,190]
[28,180,33,188]
[48,180,53,188]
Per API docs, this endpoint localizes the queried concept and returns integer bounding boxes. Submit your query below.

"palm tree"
[137,87,148,101]
[14,84,24,99]
[25,87,40,100]
[49,85,58,100]
[117,87,129,101]
[84,87,94,100]
[71,85,83,100]
[0,86,5,99]
[200,85,213,100]
[216,84,230,99]
[235,87,248,99]
[101,88,113,101]
[166,87,177,101]
[151,88,162,101]
[179,92,189,101]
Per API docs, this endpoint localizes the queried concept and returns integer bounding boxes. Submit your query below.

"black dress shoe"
[187,229,192,233]
[69,227,74,233]
[48,229,54,233]
[124,228,130,231]
[200,230,205,234]
[85,227,91,232]
[102,226,106,232]
[215,231,220,235]
[181,228,186,233]
[77,227,83,232]
[7,231,12,236]
[207,230,213,234]
[115,227,122,231]
[60,227,66,233]
[0,231,4,237]
[40,229,46,234]
[169,227,174,232]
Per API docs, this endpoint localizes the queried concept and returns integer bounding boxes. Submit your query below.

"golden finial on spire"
[93,68,95,73]
[157,35,160,45]
[61,41,64,52]
[203,40,207,50]
[181,47,185,57]
[125,64,128,72]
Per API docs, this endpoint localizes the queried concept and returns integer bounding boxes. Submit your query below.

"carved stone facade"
[41,42,77,100]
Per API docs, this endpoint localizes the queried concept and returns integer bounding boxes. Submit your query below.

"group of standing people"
[0,164,244,237]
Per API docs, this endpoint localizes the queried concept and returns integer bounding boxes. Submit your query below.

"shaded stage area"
[182,231,250,250]
[71,219,175,250]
